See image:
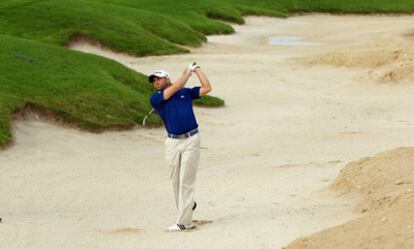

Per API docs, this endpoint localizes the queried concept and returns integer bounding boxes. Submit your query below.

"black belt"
[168,128,199,139]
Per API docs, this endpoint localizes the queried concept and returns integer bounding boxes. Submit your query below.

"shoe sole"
[166,226,196,232]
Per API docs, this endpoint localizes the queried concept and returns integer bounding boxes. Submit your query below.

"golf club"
[142,108,155,127]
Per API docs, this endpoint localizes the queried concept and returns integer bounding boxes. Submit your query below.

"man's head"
[148,69,170,91]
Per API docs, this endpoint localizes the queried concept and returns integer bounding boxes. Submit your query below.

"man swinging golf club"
[148,62,212,231]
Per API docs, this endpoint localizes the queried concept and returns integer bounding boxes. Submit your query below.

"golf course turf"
[1,0,414,147]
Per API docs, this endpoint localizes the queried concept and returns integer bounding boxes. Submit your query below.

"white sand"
[2,15,414,248]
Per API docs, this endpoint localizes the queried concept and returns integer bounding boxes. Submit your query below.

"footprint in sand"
[98,228,141,235]
[193,220,213,226]
[181,220,213,232]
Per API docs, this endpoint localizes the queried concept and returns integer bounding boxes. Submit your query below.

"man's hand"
[188,62,200,72]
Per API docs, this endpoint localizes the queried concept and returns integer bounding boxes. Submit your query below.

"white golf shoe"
[166,223,196,232]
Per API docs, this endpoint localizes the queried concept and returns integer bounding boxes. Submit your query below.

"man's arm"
[194,67,212,96]
[163,67,192,100]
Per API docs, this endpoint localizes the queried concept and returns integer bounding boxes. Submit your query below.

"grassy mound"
[0,0,201,56]
[0,34,223,146]
[0,0,284,56]
[0,34,155,145]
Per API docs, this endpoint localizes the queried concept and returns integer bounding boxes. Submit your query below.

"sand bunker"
[286,147,414,249]
[309,41,414,83]
[3,14,414,249]
[268,36,323,46]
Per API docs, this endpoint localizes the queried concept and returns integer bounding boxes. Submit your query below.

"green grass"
[0,0,284,56]
[1,0,414,146]
[0,0,200,56]
[0,34,155,145]
[283,0,414,14]
[194,95,225,108]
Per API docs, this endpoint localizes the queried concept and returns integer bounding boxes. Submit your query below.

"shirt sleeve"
[190,87,201,100]
[150,91,165,108]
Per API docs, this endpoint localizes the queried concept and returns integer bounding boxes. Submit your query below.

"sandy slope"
[287,147,414,249]
[2,15,414,249]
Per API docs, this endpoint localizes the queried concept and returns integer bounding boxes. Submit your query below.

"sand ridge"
[308,40,414,83]
[287,147,414,249]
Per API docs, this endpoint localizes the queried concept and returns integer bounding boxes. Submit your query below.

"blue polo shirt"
[150,87,201,135]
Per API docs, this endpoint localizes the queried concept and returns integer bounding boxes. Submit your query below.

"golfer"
[148,63,212,231]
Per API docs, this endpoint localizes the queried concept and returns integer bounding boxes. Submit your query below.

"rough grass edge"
[0,101,165,150]
[65,33,190,57]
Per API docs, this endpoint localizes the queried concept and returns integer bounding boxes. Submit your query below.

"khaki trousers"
[165,133,200,226]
